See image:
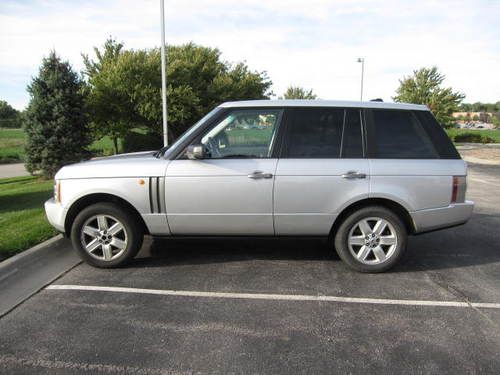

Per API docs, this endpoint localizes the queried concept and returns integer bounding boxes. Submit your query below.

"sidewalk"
[0,163,29,178]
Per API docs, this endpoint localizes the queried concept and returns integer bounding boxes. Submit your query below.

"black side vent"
[149,177,166,214]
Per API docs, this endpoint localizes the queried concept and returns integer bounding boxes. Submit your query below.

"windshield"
[156,107,222,158]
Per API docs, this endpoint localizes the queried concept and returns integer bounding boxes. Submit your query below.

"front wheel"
[70,202,144,268]
[334,206,407,273]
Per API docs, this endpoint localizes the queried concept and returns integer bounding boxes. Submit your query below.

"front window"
[199,109,282,159]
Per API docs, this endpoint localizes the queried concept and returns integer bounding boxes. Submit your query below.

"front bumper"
[44,198,66,233]
[410,200,474,233]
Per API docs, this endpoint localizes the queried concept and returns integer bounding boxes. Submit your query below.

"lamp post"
[160,0,168,146]
[357,57,364,101]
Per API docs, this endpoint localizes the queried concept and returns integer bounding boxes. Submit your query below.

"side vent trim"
[149,177,165,214]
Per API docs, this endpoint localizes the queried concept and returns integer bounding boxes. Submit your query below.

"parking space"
[1,163,499,374]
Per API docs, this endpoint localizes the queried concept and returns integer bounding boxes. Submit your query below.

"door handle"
[248,171,273,179]
[341,171,367,179]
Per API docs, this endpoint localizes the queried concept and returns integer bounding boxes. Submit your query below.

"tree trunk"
[113,137,119,155]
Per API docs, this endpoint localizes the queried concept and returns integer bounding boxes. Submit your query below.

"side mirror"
[186,144,205,160]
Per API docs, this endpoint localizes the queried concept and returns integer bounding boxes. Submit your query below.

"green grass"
[0,127,119,162]
[0,176,57,259]
[446,128,500,143]
[88,135,120,156]
[0,128,26,163]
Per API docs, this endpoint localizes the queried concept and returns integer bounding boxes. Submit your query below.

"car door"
[274,107,370,235]
[165,108,283,235]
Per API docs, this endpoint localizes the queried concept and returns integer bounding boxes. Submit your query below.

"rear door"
[274,107,370,235]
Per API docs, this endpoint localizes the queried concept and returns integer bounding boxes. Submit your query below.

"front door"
[165,108,283,235]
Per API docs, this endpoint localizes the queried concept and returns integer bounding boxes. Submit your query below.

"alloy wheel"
[347,217,398,265]
[80,214,128,261]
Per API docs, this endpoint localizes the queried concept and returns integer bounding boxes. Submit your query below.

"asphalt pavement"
[0,162,499,374]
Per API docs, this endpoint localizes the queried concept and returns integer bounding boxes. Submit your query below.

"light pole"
[160,0,168,146]
[357,57,364,101]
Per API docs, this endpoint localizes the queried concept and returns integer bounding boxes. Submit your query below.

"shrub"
[454,132,495,143]
[122,130,163,153]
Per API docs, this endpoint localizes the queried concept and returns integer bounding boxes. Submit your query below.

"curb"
[0,235,63,269]
[0,235,81,318]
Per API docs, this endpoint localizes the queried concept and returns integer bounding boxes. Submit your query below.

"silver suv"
[45,100,473,272]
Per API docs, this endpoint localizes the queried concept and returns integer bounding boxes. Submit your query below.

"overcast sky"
[0,0,499,110]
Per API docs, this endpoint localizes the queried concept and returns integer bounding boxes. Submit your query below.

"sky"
[0,0,499,110]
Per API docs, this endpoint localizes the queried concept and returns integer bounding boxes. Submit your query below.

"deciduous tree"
[280,86,317,99]
[393,67,464,128]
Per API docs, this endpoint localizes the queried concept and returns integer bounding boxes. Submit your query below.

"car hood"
[55,151,169,179]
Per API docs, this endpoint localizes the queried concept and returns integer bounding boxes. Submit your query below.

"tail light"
[451,176,466,204]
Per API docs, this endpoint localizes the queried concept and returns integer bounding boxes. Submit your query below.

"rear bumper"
[410,201,474,234]
[44,198,66,233]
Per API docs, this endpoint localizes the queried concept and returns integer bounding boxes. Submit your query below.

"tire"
[334,206,407,273]
[70,202,144,268]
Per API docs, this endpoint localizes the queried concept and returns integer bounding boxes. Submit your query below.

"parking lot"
[1,162,499,374]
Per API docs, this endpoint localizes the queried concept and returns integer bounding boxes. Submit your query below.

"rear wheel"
[70,202,143,268]
[334,206,407,272]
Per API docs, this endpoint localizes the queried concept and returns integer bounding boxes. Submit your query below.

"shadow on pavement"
[127,212,500,273]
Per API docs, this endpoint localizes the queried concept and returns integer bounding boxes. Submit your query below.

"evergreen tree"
[24,51,89,178]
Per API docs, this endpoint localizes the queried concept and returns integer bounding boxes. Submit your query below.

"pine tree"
[24,51,89,178]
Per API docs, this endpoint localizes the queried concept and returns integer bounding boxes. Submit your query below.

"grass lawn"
[445,128,500,143]
[0,127,118,163]
[0,128,26,163]
[0,176,57,260]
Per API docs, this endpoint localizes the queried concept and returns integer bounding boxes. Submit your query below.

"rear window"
[366,109,439,159]
[414,110,461,159]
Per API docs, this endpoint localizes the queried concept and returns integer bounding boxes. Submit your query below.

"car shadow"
[126,212,500,273]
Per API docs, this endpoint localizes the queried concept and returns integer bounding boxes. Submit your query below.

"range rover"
[45,100,473,272]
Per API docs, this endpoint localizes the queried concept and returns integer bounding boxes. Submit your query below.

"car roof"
[218,99,429,111]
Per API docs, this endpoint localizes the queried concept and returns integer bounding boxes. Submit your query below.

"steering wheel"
[205,137,223,158]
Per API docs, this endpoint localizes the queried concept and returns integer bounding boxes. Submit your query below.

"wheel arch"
[329,197,416,240]
[64,193,149,236]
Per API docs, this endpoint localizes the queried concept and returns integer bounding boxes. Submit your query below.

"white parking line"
[46,284,500,309]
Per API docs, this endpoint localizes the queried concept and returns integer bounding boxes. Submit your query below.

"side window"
[341,109,363,158]
[199,109,282,159]
[285,108,343,158]
[367,109,438,159]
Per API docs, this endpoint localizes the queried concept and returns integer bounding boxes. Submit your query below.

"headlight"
[54,180,61,203]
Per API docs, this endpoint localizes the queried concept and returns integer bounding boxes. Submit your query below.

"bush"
[122,130,163,153]
[453,132,495,143]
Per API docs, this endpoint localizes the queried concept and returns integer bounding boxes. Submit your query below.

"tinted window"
[286,108,343,158]
[367,109,438,158]
[414,111,461,159]
[199,109,281,159]
[341,109,363,158]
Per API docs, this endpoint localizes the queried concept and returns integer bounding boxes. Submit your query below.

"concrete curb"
[0,235,81,318]
[0,235,63,269]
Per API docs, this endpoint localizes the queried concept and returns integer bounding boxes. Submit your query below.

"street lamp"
[357,57,364,101]
[160,0,168,146]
